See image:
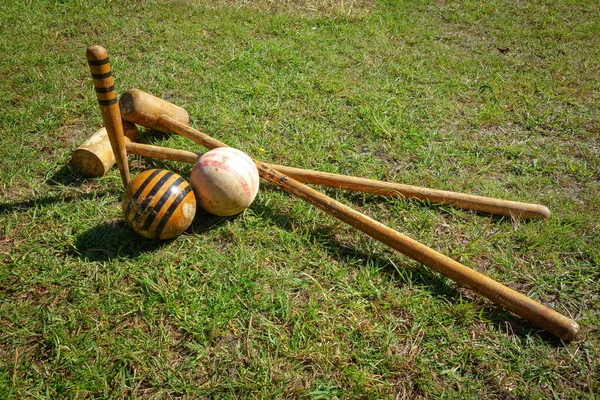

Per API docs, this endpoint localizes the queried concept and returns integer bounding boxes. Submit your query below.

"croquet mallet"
[85,45,130,187]
[85,47,579,341]
[120,89,551,220]
[129,109,581,341]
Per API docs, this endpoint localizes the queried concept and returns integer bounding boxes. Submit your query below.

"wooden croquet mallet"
[152,113,581,341]
[86,45,130,187]
[120,89,551,220]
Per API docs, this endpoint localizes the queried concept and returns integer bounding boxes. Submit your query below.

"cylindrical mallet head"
[122,169,197,240]
[190,147,260,217]
[72,121,139,178]
[119,88,189,133]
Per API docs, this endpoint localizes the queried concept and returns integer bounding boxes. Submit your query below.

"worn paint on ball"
[122,169,196,240]
[190,147,259,217]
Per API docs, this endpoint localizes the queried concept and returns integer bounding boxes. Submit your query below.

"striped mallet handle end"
[86,45,130,187]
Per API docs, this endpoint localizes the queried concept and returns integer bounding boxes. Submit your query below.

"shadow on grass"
[188,207,237,235]
[46,161,90,187]
[252,193,566,345]
[73,220,168,261]
[320,229,566,344]
[1,159,123,213]
[72,207,231,262]
[0,189,120,214]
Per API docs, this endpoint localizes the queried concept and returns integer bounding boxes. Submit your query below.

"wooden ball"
[190,147,259,217]
[122,169,196,240]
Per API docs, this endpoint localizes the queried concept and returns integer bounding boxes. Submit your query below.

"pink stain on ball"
[190,147,260,216]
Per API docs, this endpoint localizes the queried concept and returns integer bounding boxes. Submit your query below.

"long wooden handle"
[119,90,550,219]
[86,45,129,186]
[156,114,580,341]
[263,168,550,219]
[125,141,549,219]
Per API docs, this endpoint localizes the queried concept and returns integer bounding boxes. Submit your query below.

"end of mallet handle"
[535,205,551,219]
[86,45,109,61]
[536,307,581,342]
[562,320,582,342]
[86,45,130,186]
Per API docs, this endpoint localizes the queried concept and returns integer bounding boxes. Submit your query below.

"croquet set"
[74,45,580,341]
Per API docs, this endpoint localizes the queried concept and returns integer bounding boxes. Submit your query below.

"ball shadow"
[72,220,170,261]
[188,207,237,235]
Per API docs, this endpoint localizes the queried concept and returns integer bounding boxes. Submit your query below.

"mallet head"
[119,88,189,134]
[72,121,139,178]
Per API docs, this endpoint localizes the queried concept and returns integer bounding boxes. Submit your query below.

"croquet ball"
[122,169,196,240]
[190,147,259,217]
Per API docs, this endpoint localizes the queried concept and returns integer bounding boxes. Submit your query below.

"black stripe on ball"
[154,185,193,238]
[124,169,163,219]
[140,177,185,232]
[133,171,175,225]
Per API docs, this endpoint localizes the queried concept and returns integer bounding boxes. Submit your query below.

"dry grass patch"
[198,0,375,18]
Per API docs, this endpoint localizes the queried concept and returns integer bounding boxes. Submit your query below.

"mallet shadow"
[320,236,564,345]
[0,186,121,214]
[46,160,92,187]
[251,187,566,346]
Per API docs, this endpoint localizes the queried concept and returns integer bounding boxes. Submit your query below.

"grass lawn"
[1,0,598,398]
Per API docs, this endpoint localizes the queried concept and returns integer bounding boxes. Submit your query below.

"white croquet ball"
[190,147,260,216]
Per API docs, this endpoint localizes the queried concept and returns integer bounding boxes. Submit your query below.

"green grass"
[1,0,599,398]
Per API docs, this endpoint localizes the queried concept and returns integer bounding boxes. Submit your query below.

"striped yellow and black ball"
[122,169,196,240]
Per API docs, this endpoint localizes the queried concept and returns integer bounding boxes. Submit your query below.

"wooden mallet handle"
[86,45,130,186]
[120,89,550,219]
[126,141,549,219]
[157,114,580,341]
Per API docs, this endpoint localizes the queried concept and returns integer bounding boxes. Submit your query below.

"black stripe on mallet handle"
[86,45,130,187]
